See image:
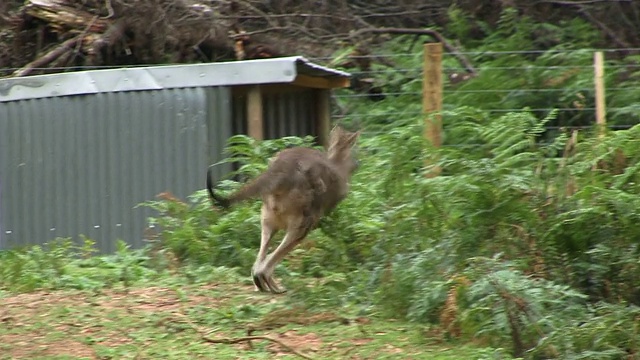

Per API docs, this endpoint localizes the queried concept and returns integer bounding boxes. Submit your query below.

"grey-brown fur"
[207,126,360,293]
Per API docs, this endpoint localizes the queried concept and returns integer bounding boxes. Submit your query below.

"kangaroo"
[206,126,360,293]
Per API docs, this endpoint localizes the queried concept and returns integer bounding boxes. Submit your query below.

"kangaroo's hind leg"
[252,214,315,294]
[252,205,278,292]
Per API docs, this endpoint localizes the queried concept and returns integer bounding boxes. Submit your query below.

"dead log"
[24,0,110,33]
[87,19,127,63]
[13,36,81,77]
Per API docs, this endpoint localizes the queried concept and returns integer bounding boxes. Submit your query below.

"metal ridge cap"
[0,56,349,103]
[293,56,351,78]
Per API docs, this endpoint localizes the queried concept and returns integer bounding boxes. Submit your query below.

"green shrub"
[0,238,156,292]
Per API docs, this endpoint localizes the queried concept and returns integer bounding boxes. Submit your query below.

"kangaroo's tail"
[206,167,273,209]
[206,168,231,209]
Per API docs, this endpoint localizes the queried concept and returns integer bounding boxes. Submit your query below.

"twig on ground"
[201,334,314,360]
[172,306,313,360]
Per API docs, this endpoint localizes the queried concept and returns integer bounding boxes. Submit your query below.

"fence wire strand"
[1,47,638,136]
[330,48,640,137]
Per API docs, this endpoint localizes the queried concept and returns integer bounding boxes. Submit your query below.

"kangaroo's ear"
[330,125,344,136]
[346,131,360,146]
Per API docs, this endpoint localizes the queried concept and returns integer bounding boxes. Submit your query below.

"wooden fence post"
[247,85,264,140]
[316,89,331,148]
[423,42,443,177]
[594,51,606,138]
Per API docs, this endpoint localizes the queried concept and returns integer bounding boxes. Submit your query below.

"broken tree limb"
[69,15,99,63]
[13,36,81,77]
[349,27,478,76]
[577,7,631,49]
[89,18,126,56]
[24,0,110,32]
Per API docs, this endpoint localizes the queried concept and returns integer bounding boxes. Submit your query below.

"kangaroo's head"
[327,126,360,176]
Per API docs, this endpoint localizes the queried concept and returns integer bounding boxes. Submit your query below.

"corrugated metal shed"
[0,57,350,252]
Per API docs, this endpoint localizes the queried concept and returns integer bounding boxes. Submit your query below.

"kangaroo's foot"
[250,219,311,295]
[251,268,286,294]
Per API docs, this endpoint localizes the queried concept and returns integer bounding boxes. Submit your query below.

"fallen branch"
[88,18,127,64]
[13,36,81,77]
[69,15,99,64]
[202,334,314,360]
[25,0,110,32]
[350,27,477,76]
[170,310,313,360]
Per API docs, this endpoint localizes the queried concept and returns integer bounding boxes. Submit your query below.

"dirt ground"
[1,285,227,359]
[0,279,496,359]
[0,284,375,359]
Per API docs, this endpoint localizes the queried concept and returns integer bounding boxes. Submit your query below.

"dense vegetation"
[2,6,640,360]
[146,9,640,359]
[2,0,639,76]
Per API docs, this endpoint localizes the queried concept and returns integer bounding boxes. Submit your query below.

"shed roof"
[0,56,350,103]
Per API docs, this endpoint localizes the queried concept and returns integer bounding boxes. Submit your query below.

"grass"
[0,258,512,360]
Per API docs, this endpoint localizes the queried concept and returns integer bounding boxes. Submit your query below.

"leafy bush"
[0,238,157,292]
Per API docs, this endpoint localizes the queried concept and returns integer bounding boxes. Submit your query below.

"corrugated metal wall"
[263,89,317,140]
[0,86,231,252]
[206,87,233,180]
[232,87,318,141]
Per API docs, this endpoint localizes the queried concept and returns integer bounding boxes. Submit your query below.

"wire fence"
[2,47,639,139]
[327,48,640,143]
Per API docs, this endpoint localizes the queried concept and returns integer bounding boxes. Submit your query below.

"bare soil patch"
[0,333,96,359]
[0,283,257,359]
